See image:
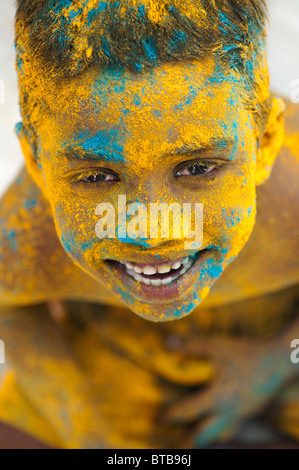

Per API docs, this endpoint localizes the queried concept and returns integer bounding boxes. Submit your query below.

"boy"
[0,0,298,448]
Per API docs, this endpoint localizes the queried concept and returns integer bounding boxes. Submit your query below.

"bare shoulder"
[206,98,299,306]
[0,166,106,306]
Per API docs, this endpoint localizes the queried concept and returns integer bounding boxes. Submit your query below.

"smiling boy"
[0,0,299,449]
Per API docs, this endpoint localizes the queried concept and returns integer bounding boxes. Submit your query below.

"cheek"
[200,162,257,254]
[49,189,103,263]
[40,162,99,258]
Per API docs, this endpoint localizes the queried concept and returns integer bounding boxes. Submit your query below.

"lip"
[103,248,213,303]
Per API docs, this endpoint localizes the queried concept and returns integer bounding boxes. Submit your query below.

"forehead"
[41,59,251,158]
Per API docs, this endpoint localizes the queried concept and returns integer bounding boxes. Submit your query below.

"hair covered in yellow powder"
[15,0,271,155]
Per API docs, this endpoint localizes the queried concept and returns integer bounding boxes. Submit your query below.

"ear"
[255,97,285,186]
[15,122,49,199]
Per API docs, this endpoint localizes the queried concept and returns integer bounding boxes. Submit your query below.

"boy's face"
[36,59,259,322]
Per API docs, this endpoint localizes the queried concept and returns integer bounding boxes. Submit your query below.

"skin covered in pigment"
[33,59,261,322]
[0,0,298,449]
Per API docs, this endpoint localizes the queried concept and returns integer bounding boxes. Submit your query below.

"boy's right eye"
[70,170,121,183]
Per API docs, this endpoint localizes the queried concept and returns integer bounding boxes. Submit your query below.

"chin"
[117,279,212,323]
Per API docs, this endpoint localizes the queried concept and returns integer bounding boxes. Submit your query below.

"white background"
[0,0,298,197]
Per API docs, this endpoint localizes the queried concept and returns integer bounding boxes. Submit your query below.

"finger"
[162,385,217,423]
[192,413,241,448]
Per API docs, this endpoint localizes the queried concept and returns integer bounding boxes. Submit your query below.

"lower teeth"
[124,256,194,286]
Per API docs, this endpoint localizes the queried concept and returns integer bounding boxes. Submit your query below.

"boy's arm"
[0,165,64,305]
[163,306,299,447]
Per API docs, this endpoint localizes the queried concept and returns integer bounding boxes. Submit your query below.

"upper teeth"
[143,266,158,275]
[121,256,194,286]
[157,265,171,274]
[124,258,186,275]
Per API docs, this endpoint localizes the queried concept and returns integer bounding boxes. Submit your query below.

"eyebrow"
[58,146,124,164]
[165,139,234,158]
[58,138,234,164]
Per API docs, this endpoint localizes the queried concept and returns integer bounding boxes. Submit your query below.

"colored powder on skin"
[63,129,125,163]
[2,229,18,252]
[24,199,38,210]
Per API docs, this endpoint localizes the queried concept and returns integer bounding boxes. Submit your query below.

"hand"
[162,320,299,447]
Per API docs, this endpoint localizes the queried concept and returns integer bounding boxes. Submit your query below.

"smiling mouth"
[105,249,208,288]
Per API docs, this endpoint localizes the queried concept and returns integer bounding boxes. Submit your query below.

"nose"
[115,194,183,249]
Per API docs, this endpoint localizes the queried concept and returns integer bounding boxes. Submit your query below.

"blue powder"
[24,199,37,210]
[143,39,158,62]
[69,129,125,163]
[3,229,18,252]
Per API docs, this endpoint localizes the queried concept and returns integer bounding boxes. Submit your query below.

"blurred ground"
[0,0,298,197]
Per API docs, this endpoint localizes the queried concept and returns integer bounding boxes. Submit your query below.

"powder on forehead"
[38,56,248,156]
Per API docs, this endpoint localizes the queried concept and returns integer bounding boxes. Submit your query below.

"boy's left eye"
[175,161,216,177]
